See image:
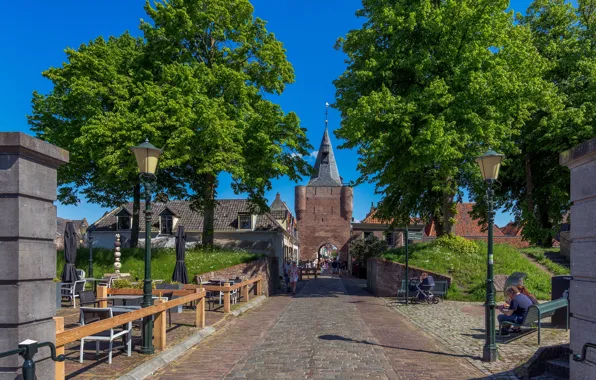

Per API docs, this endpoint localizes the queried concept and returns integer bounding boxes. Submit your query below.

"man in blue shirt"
[498,286,534,336]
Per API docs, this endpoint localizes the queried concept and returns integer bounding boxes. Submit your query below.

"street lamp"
[87,234,94,278]
[475,148,504,363]
[131,139,162,355]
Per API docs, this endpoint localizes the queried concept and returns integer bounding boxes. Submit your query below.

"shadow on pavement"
[318,334,482,361]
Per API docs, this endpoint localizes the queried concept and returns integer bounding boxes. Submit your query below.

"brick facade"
[366,257,452,297]
[296,186,352,261]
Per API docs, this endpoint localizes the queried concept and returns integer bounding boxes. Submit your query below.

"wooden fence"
[52,276,264,379]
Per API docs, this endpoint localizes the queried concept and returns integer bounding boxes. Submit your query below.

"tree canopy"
[29,0,311,248]
[334,0,577,243]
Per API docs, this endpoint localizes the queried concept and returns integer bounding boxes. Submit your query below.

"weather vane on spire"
[325,102,329,129]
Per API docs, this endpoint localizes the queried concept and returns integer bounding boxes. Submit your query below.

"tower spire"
[308,102,342,187]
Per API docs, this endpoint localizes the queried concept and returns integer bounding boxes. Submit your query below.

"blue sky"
[1,0,542,227]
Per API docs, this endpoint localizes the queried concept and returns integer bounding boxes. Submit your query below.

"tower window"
[322,152,329,164]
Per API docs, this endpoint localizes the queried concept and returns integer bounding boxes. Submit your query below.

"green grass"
[382,236,554,302]
[56,247,261,283]
[519,247,570,276]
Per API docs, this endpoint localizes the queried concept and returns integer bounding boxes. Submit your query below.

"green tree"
[333,0,551,233]
[140,0,311,248]
[28,34,188,247]
[349,235,389,266]
[477,0,596,247]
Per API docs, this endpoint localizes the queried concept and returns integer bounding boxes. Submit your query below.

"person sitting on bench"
[498,285,533,336]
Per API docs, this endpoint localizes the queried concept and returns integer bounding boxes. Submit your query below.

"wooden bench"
[499,297,568,344]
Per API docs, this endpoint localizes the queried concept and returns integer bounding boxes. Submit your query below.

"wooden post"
[315,268,318,280]
[195,289,205,328]
[97,285,108,308]
[256,277,262,296]
[223,283,231,313]
[54,317,65,380]
[153,299,166,351]
[242,284,249,303]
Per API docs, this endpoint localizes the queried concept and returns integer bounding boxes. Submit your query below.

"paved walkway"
[149,277,483,379]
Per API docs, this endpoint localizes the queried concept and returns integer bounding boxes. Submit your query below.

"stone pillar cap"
[560,136,596,169]
[0,132,69,167]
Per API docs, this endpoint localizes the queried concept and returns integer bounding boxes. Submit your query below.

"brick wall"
[296,186,352,261]
[366,258,452,297]
[192,257,277,296]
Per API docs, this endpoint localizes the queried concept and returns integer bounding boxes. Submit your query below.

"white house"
[86,196,299,273]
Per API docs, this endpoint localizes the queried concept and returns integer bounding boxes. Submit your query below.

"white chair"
[99,276,117,288]
[61,280,86,308]
[79,307,132,364]
[76,269,86,279]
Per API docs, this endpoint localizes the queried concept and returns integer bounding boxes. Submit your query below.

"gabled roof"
[500,221,522,237]
[361,206,421,226]
[88,199,287,234]
[308,128,342,187]
[57,217,88,237]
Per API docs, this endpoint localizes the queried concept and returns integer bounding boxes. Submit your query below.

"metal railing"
[573,342,596,363]
[0,340,65,380]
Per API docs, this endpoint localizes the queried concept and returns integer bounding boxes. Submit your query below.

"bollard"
[97,285,108,308]
[223,283,231,313]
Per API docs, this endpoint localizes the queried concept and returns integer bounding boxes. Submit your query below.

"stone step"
[544,358,570,379]
[544,252,570,268]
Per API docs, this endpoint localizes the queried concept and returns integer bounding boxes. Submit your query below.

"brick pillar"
[0,133,69,380]
[560,137,596,379]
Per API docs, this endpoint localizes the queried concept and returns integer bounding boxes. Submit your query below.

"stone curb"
[118,296,267,380]
[232,295,266,316]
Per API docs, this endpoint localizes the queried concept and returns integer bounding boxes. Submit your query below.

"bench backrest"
[522,298,568,325]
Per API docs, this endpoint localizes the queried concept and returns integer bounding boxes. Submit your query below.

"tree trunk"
[525,155,535,216]
[433,215,444,237]
[202,174,216,250]
[130,183,141,248]
[539,206,554,248]
[441,190,456,236]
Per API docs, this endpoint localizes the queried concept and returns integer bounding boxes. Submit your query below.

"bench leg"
[538,320,541,345]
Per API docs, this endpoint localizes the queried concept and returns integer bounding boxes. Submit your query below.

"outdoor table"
[104,295,143,306]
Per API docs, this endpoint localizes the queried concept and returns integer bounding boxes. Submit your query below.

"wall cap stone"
[0,132,69,168]
[560,136,596,169]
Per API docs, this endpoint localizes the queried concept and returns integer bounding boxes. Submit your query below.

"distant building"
[86,198,299,272]
[55,217,88,250]
[351,205,426,248]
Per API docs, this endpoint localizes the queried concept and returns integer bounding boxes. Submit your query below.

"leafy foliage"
[30,0,311,248]
[333,0,550,232]
[473,0,596,247]
[350,235,389,265]
[383,237,554,301]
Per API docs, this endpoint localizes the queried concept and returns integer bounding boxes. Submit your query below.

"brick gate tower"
[295,110,353,261]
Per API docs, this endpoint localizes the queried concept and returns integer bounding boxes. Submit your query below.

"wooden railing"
[183,275,263,313]
[53,287,206,380]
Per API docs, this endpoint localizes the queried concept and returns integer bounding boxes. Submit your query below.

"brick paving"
[386,298,570,379]
[151,277,483,379]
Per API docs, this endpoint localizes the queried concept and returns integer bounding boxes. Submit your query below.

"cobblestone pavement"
[151,277,483,379]
[386,298,570,379]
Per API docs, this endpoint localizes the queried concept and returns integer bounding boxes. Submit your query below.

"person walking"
[283,260,291,293]
[289,261,300,296]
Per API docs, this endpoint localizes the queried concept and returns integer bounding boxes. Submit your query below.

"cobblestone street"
[386,298,570,379]
[150,277,484,379]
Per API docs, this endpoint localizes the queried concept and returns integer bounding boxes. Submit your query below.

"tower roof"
[308,127,342,186]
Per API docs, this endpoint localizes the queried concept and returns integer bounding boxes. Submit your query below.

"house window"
[364,232,372,239]
[385,232,394,246]
[238,214,252,230]
[161,215,173,234]
[117,216,131,230]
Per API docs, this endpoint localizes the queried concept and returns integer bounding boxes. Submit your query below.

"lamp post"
[475,148,504,363]
[88,234,94,278]
[131,139,162,355]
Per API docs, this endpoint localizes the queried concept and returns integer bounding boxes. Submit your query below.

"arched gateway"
[295,126,353,261]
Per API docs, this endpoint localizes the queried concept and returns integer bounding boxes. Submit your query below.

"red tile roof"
[361,207,421,225]
[500,221,522,237]
[419,203,505,237]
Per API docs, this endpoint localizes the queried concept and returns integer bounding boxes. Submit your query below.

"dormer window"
[115,208,132,230]
[159,207,179,235]
[238,214,252,230]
